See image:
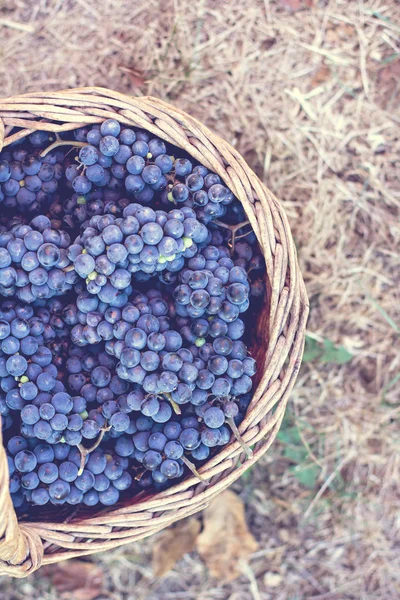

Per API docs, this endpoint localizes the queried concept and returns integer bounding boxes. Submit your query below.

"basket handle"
[0,420,44,576]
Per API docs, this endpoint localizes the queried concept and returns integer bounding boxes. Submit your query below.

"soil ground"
[0,0,399,598]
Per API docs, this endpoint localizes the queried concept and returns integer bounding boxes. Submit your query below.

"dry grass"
[0,0,400,598]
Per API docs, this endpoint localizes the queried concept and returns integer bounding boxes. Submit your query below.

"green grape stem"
[181,455,209,484]
[77,425,111,475]
[40,133,88,158]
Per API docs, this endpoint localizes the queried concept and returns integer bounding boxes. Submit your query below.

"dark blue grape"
[75,469,95,492]
[100,119,121,137]
[203,406,225,428]
[142,165,162,185]
[0,160,11,182]
[201,428,221,447]
[6,354,28,376]
[191,443,210,461]
[86,164,105,183]
[148,432,167,451]
[33,420,52,440]
[33,443,54,464]
[82,420,101,439]
[112,471,132,491]
[14,450,37,473]
[125,174,145,193]
[143,450,162,470]
[160,459,180,479]
[164,440,183,459]
[211,377,231,397]
[59,461,79,483]
[99,135,120,157]
[82,490,98,506]
[141,395,160,417]
[99,486,119,506]
[50,413,68,431]
[104,458,123,481]
[110,411,130,432]
[171,183,189,203]
[179,428,200,450]
[66,486,84,505]
[93,474,110,492]
[163,421,182,440]
[20,404,40,425]
[38,462,58,484]
[49,479,70,501]
[152,401,172,423]
[79,145,99,166]
[31,488,50,505]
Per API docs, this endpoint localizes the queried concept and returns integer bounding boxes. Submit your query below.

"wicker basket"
[0,87,308,577]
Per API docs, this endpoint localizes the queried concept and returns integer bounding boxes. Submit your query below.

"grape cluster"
[69,204,209,300]
[7,438,131,508]
[0,299,69,438]
[50,188,130,233]
[0,119,265,512]
[63,119,234,217]
[161,163,234,224]
[63,284,255,408]
[0,216,75,302]
[0,133,63,213]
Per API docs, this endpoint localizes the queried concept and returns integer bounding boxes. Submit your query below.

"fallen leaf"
[119,65,146,88]
[196,490,258,582]
[44,560,104,600]
[152,517,201,577]
[278,0,314,12]
[376,60,400,110]
[378,60,400,84]
[337,23,355,38]
[326,23,355,44]
[310,64,331,88]
[325,27,339,43]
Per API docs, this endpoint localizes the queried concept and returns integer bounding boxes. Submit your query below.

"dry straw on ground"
[0,0,399,598]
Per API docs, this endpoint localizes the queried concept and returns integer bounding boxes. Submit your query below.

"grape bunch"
[0,133,63,213]
[68,204,209,300]
[0,215,75,302]
[52,190,129,233]
[0,118,266,512]
[7,437,132,508]
[63,119,234,218]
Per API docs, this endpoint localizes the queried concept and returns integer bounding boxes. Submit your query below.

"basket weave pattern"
[0,87,309,577]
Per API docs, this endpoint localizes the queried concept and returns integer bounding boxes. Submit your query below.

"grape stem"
[40,133,88,157]
[181,455,209,484]
[163,392,182,415]
[226,417,253,459]
[213,219,251,253]
[77,425,111,475]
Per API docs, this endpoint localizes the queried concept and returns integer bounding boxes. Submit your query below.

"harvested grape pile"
[0,119,266,512]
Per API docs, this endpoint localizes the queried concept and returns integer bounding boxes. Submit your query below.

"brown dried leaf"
[378,60,400,84]
[119,65,146,88]
[45,560,104,600]
[152,517,201,577]
[310,64,331,88]
[376,61,400,110]
[196,490,258,582]
[325,27,339,43]
[326,23,355,44]
[278,0,314,12]
[337,23,356,38]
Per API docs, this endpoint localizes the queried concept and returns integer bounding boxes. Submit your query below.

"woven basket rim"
[0,87,309,577]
